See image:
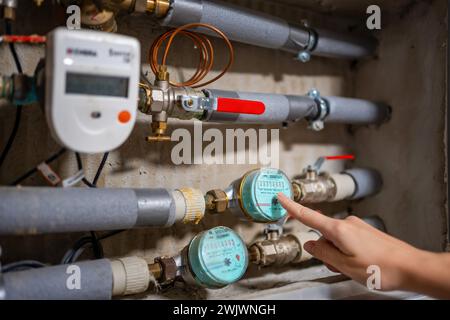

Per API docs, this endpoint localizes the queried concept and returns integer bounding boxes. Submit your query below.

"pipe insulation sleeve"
[344,168,383,200]
[0,187,202,235]
[324,96,390,125]
[0,187,138,234]
[204,89,317,124]
[308,28,377,59]
[162,0,290,49]
[204,89,388,125]
[291,230,321,263]
[330,173,356,202]
[160,0,377,59]
[3,259,113,300]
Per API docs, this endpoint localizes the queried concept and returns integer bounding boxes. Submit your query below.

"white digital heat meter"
[45,28,140,153]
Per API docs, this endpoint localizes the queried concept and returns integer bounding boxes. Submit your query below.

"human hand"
[277,193,423,292]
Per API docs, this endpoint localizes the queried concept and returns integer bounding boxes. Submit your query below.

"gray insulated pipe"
[0,187,205,235]
[160,0,377,60]
[3,260,112,300]
[203,89,389,125]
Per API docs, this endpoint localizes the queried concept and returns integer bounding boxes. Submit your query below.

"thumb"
[304,238,346,269]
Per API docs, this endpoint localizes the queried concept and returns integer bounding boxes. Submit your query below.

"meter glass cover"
[188,227,248,288]
[65,72,129,98]
[241,168,293,222]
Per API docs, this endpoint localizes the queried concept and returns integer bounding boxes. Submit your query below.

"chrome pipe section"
[0,187,205,235]
[160,0,377,60]
[203,89,389,126]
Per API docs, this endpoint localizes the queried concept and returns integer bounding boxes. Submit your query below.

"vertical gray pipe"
[160,0,377,60]
[3,259,112,300]
[0,187,177,235]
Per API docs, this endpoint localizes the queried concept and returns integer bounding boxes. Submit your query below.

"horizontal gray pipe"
[160,0,377,60]
[344,168,383,200]
[0,187,177,235]
[203,89,389,125]
[325,96,390,125]
[3,259,112,300]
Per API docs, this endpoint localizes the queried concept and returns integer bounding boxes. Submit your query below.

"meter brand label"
[66,48,97,57]
[109,48,131,58]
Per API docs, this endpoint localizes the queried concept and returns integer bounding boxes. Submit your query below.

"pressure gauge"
[45,28,140,153]
[182,226,248,289]
[226,168,293,223]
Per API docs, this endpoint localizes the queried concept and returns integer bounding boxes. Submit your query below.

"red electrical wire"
[0,35,46,44]
[325,155,356,161]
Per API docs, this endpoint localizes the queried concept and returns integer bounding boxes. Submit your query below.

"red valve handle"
[1,35,47,44]
[325,155,356,161]
[216,97,265,115]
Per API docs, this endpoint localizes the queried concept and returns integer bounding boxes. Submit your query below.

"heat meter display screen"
[65,72,129,98]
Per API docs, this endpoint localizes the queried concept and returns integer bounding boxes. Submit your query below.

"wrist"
[398,248,434,292]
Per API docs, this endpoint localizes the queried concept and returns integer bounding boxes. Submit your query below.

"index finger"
[278,193,336,238]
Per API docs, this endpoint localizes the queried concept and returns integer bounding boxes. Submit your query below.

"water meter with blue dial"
[181,226,248,288]
[217,168,294,223]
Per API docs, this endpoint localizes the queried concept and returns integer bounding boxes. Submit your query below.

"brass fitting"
[152,257,178,286]
[3,0,17,21]
[292,170,336,204]
[205,189,229,214]
[156,65,169,82]
[104,0,135,12]
[148,262,163,280]
[146,0,170,17]
[146,121,171,142]
[249,235,301,267]
[138,83,153,114]
[81,1,117,33]
[249,231,321,267]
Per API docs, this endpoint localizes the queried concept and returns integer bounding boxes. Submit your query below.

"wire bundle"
[149,23,234,88]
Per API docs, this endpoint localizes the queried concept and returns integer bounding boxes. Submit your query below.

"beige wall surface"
[0,0,447,299]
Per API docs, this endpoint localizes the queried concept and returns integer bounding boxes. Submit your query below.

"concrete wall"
[0,0,447,299]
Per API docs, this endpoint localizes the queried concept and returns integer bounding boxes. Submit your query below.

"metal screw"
[183,99,194,108]
[311,121,324,131]
[309,89,320,99]
[298,51,311,63]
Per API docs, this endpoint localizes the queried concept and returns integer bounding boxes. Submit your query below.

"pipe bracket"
[307,89,329,131]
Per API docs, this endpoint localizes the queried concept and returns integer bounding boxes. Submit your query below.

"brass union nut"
[205,189,228,213]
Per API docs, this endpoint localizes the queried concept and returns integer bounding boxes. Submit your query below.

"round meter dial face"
[188,227,248,288]
[240,168,293,222]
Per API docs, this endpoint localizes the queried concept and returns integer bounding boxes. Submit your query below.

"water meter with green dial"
[224,168,293,223]
[181,226,248,288]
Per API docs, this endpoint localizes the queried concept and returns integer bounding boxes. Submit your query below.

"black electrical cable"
[0,20,23,169]
[62,230,126,264]
[1,260,47,273]
[72,152,114,260]
[9,148,67,186]
[74,152,96,188]
[89,231,104,259]
[92,152,109,186]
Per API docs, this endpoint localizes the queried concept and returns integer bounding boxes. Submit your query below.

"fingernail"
[304,241,315,253]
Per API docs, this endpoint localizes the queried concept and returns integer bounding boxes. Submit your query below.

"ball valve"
[292,155,383,204]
